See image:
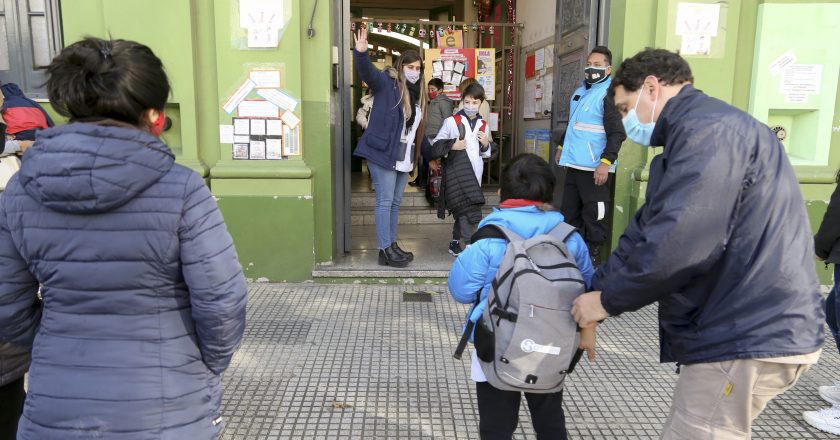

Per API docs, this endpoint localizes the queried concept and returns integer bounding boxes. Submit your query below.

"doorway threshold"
[313,224,456,280]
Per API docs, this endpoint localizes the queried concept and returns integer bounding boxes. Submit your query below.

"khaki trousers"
[660,359,809,440]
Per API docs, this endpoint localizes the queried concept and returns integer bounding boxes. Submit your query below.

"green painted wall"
[608,0,840,284]
[59,0,336,281]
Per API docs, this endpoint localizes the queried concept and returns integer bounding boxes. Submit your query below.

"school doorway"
[324,0,523,277]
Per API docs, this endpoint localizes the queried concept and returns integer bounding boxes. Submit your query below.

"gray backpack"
[453,223,586,393]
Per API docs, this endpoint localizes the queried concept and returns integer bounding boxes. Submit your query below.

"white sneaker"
[820,383,840,406]
[804,406,840,435]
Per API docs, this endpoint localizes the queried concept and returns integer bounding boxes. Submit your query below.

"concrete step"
[351,205,494,226]
[351,190,500,209]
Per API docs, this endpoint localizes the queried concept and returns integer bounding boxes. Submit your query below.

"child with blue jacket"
[448,153,596,439]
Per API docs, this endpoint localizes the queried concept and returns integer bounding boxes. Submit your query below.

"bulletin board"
[522,43,555,120]
[424,48,497,101]
[219,65,303,160]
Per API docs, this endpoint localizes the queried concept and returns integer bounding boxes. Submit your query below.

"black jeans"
[453,215,477,243]
[476,381,568,440]
[560,167,612,247]
[0,377,25,440]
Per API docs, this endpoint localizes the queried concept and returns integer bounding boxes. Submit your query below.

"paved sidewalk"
[220,284,837,439]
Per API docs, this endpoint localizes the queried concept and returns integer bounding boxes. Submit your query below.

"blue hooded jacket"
[0,121,247,439]
[448,206,594,334]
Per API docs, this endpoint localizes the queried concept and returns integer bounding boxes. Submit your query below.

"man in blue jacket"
[571,48,824,438]
[555,46,626,265]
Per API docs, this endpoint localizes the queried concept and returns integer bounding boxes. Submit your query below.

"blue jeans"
[826,264,840,353]
[367,161,409,250]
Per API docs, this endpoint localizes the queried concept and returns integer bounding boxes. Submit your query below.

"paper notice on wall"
[219,125,234,144]
[680,34,712,56]
[433,61,443,75]
[769,50,797,76]
[543,72,553,108]
[283,124,301,156]
[534,48,545,71]
[249,140,266,159]
[451,72,463,87]
[233,118,250,135]
[266,138,283,159]
[238,100,280,118]
[544,45,555,68]
[453,62,465,74]
[780,64,822,95]
[223,79,256,114]
[281,110,300,128]
[476,48,496,101]
[250,70,281,88]
[524,79,537,119]
[488,112,499,132]
[785,93,809,104]
[250,119,267,136]
[248,26,279,48]
[256,88,298,111]
[240,0,284,29]
[535,82,543,99]
[266,119,284,136]
[233,143,249,160]
[675,3,720,36]
[234,135,250,144]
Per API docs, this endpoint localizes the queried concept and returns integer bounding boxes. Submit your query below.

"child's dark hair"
[500,154,555,203]
[462,83,486,101]
[46,37,170,126]
[428,78,444,89]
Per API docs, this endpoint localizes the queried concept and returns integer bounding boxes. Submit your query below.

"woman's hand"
[429,160,440,172]
[353,25,368,53]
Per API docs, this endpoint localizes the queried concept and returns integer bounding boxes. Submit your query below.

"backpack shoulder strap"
[470,224,524,244]
[548,222,577,242]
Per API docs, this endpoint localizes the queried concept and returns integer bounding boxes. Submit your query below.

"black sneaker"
[448,240,462,257]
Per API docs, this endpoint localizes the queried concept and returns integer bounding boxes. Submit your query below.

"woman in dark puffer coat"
[0,37,247,439]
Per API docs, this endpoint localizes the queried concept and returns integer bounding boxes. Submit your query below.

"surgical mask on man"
[463,105,480,117]
[584,67,609,84]
[404,69,420,84]
[622,89,658,146]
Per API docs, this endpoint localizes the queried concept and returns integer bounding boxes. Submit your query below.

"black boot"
[391,242,414,262]
[379,246,409,268]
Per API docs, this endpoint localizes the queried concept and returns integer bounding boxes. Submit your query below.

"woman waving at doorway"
[353,25,430,268]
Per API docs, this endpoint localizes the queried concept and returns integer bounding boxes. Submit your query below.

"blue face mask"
[622,89,658,146]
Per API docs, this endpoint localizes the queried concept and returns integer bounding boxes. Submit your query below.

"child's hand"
[579,326,597,361]
[477,131,489,146]
[452,137,467,151]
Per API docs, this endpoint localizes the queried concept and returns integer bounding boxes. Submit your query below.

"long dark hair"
[46,37,170,127]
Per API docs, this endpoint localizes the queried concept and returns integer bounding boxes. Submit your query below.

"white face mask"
[463,105,480,117]
[404,69,420,84]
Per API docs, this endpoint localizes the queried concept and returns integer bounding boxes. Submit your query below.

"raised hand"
[353,25,368,53]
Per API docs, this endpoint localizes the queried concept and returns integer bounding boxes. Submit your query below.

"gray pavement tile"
[220,284,838,439]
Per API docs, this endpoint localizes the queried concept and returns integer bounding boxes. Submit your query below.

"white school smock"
[395,104,422,173]
[432,114,492,184]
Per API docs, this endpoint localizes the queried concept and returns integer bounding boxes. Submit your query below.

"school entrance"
[319,0,608,279]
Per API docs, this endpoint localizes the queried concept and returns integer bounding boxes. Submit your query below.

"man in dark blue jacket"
[571,48,824,438]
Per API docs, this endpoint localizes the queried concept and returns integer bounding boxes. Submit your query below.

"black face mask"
[584,67,609,84]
